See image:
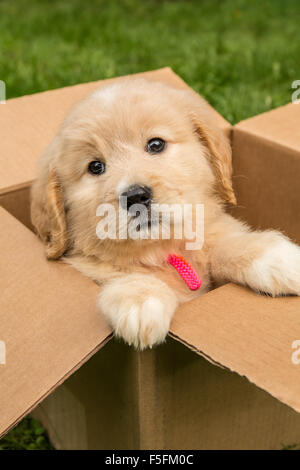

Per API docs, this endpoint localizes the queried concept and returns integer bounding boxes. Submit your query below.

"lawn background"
[0,0,299,450]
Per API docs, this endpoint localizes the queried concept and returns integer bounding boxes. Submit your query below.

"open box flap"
[0,67,230,196]
[170,283,300,413]
[0,208,112,438]
[235,102,300,152]
[232,103,300,244]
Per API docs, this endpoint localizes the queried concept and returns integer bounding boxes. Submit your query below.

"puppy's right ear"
[179,88,236,206]
[31,164,68,260]
[191,112,237,206]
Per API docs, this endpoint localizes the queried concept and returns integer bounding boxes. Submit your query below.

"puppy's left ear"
[31,165,68,260]
[45,168,68,259]
[191,113,237,205]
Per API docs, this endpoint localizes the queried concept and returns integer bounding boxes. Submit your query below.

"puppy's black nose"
[120,185,153,211]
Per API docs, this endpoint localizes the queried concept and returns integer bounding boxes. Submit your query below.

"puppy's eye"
[88,160,105,175]
[146,138,166,154]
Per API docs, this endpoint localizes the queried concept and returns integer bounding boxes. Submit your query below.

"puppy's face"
[31,79,235,260]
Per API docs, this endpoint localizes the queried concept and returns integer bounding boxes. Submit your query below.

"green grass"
[282,443,300,450]
[0,417,54,450]
[1,0,300,124]
[0,0,300,450]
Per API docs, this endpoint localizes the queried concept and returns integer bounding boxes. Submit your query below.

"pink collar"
[167,254,202,291]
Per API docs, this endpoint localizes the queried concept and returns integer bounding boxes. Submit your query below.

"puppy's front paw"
[98,274,178,349]
[245,236,300,296]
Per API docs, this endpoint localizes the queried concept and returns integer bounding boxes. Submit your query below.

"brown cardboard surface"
[0,67,230,228]
[1,204,300,446]
[236,103,300,152]
[232,103,300,243]
[33,339,300,450]
[0,187,32,231]
[170,283,300,413]
[0,208,112,438]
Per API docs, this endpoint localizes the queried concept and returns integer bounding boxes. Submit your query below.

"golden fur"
[31,78,300,349]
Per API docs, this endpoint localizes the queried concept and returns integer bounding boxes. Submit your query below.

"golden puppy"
[31,78,300,349]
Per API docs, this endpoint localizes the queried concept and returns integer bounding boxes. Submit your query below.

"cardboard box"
[232,103,300,244]
[0,68,300,450]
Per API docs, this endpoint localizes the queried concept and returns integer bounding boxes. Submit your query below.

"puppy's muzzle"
[120,185,153,212]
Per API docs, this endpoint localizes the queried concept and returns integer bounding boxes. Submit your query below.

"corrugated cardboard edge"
[168,331,227,370]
